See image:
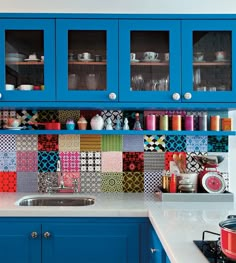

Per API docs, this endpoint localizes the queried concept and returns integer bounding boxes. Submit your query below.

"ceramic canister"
[159,115,168,130]
[185,115,194,131]
[146,114,156,130]
[172,115,181,131]
[199,115,208,131]
[210,115,220,131]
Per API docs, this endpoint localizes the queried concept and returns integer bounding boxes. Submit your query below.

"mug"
[143,51,158,61]
[78,52,91,60]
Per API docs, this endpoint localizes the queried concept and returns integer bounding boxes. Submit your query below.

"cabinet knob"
[150,248,157,253]
[184,92,192,100]
[172,93,180,101]
[31,231,38,239]
[43,231,51,239]
[109,92,117,100]
[0,93,2,99]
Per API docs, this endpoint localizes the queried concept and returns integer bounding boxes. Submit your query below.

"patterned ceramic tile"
[164,152,186,172]
[123,111,144,130]
[208,136,228,152]
[38,151,59,172]
[186,136,208,152]
[17,172,38,192]
[80,152,101,172]
[123,152,144,172]
[144,152,165,171]
[186,152,207,173]
[0,152,16,171]
[58,110,80,124]
[0,110,16,128]
[16,151,38,172]
[208,152,228,172]
[101,152,122,172]
[80,172,101,192]
[0,172,16,192]
[16,110,38,129]
[101,110,123,129]
[122,135,143,152]
[59,152,80,172]
[16,135,38,151]
[0,135,16,151]
[38,172,58,193]
[102,135,122,151]
[144,135,165,152]
[80,135,101,151]
[58,135,80,151]
[60,172,80,192]
[38,110,59,122]
[101,172,123,192]
[123,172,144,192]
[166,135,186,152]
[38,135,58,151]
[144,171,162,193]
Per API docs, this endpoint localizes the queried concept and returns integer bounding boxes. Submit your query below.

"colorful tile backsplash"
[0,109,230,193]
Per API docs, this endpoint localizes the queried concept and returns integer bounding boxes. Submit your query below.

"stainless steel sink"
[18,196,95,206]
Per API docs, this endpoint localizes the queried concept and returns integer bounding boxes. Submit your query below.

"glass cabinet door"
[119,20,181,102]
[182,20,236,103]
[0,19,55,101]
[56,19,118,102]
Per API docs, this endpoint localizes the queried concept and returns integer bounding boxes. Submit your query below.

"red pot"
[29,120,61,130]
[219,215,236,260]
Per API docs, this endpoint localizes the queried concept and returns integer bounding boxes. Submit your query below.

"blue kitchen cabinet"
[56,19,118,102]
[119,19,181,103]
[149,224,166,263]
[0,222,41,263]
[182,20,236,103]
[0,217,147,263]
[0,19,55,102]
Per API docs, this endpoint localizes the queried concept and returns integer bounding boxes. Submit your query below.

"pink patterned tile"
[58,172,80,192]
[16,151,38,172]
[59,152,80,172]
[101,152,122,172]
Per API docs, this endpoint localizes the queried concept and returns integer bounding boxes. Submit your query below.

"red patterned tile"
[123,152,144,172]
[0,172,16,192]
[38,135,58,151]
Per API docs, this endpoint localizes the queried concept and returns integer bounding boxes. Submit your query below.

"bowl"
[5,84,15,91]
[18,84,33,91]
[7,118,21,128]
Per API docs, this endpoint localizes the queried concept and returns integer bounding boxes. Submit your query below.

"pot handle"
[227,215,236,219]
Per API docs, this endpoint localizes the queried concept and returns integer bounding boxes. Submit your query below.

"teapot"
[90,114,104,130]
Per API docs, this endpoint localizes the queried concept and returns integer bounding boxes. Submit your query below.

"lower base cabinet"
[0,217,149,263]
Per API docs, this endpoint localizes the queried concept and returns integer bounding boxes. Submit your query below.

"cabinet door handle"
[184,92,192,100]
[109,92,117,100]
[150,248,157,253]
[31,231,38,239]
[172,93,180,101]
[0,93,2,99]
[43,231,51,239]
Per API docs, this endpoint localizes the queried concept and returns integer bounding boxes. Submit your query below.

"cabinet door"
[182,20,236,102]
[56,19,118,102]
[119,20,181,103]
[0,222,41,263]
[0,19,55,102]
[149,225,166,263]
[42,222,139,263]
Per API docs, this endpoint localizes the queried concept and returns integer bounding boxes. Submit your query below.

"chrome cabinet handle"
[31,231,38,239]
[109,92,117,100]
[150,248,157,253]
[0,93,2,99]
[172,92,180,101]
[184,92,192,100]
[43,231,51,239]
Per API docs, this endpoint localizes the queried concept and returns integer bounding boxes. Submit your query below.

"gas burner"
[193,230,236,263]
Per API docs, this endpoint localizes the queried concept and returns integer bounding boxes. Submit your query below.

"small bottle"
[162,170,169,192]
[133,112,142,130]
[123,118,129,130]
[105,117,113,130]
[115,117,122,130]
[169,173,177,193]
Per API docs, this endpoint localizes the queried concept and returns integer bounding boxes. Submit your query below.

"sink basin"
[17,196,95,206]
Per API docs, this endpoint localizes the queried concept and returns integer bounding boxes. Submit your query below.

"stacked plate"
[6,53,26,62]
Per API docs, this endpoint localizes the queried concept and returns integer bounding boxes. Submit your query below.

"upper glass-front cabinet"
[0,19,55,101]
[119,20,181,102]
[56,19,118,102]
[182,20,236,102]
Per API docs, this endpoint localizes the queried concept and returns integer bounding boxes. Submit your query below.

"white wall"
[0,0,236,14]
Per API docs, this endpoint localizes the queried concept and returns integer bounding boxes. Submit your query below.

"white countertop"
[0,192,236,263]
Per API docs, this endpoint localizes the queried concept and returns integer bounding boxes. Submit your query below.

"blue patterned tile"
[38,151,59,172]
[186,136,208,152]
[0,135,16,151]
[0,152,16,171]
[17,172,38,192]
[123,135,144,152]
[208,136,228,152]
[166,135,186,152]
[144,135,165,152]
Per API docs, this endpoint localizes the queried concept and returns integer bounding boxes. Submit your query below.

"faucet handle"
[72,178,79,193]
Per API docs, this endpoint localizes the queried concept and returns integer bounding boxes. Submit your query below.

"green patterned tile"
[102,135,122,151]
[101,172,123,192]
[123,172,144,192]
